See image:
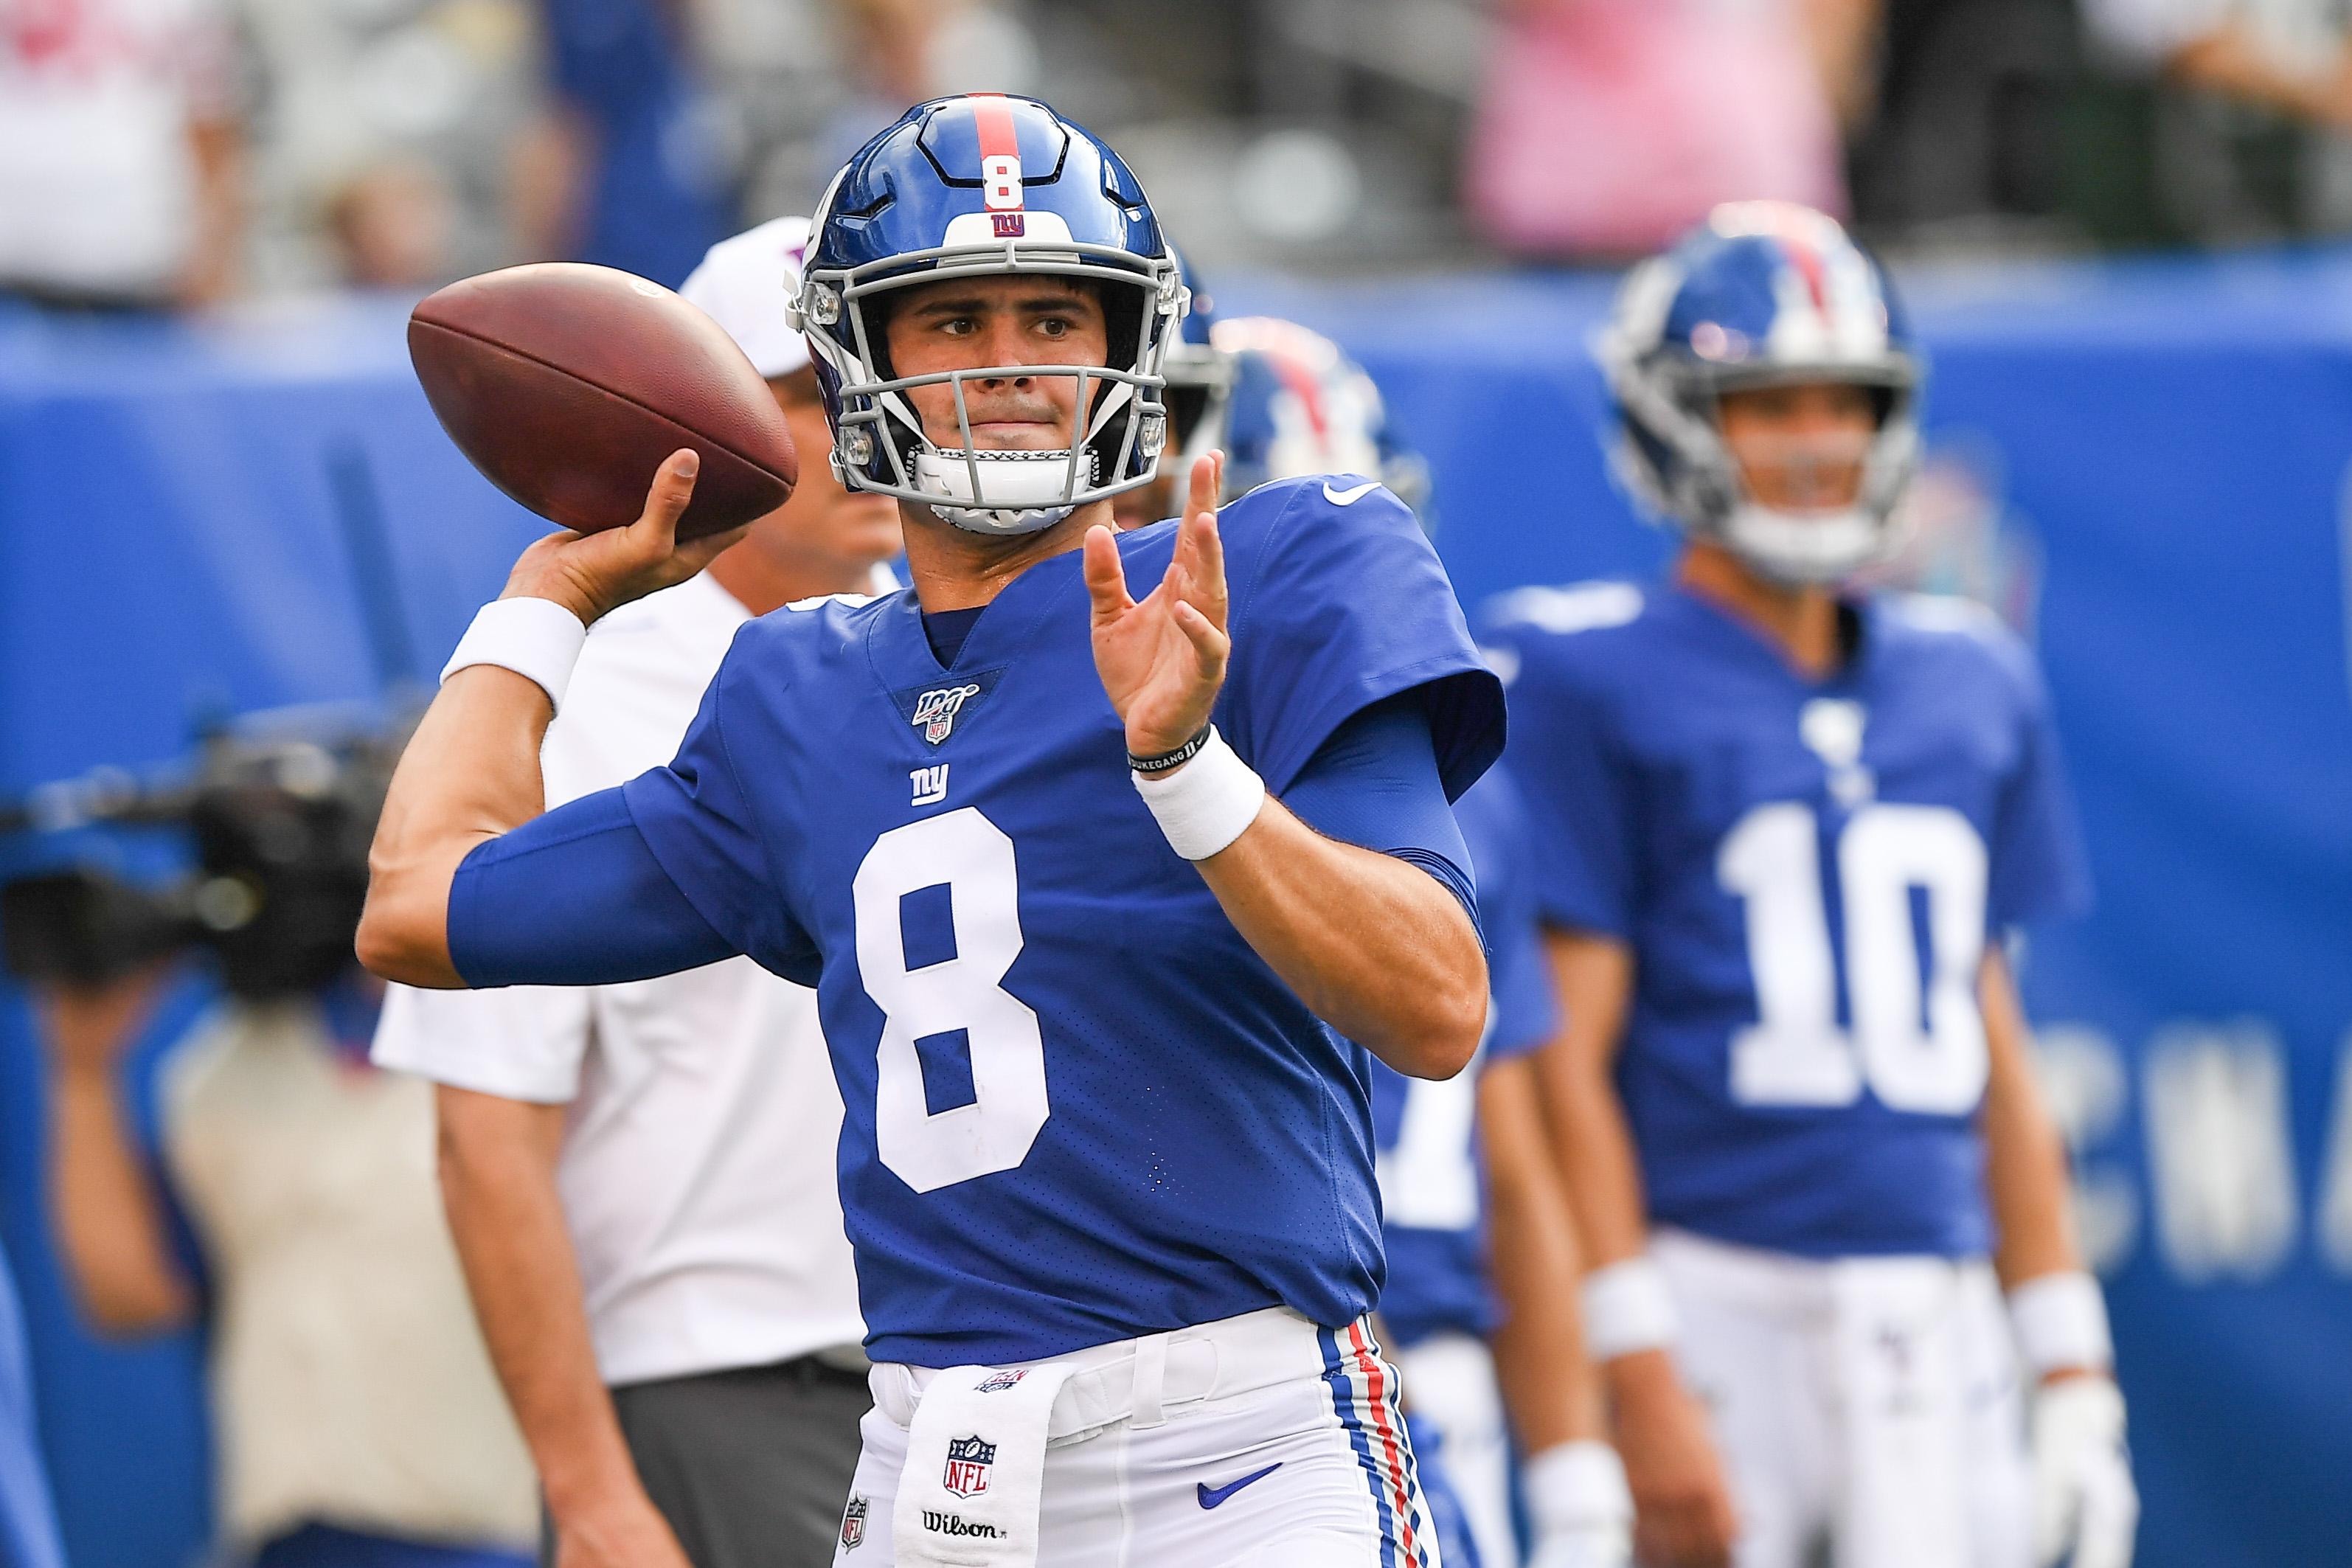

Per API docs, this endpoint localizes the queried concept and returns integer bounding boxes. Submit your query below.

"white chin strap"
[1720,504,1887,586]
[915,448,1099,535]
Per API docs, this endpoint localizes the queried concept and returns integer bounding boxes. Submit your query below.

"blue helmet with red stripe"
[788,94,1186,535]
[1213,316,1429,513]
[1595,201,1922,583]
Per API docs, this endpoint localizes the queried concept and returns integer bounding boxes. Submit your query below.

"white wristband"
[1131,726,1265,861]
[1522,1439,1633,1534]
[440,597,589,712]
[2008,1271,2114,1376]
[1581,1256,1680,1363]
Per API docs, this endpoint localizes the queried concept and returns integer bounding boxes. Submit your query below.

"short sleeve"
[370,982,594,1104]
[1224,479,1505,799]
[1454,770,1558,1061]
[620,651,821,983]
[1987,665,2093,930]
[1484,632,1640,940]
[1484,911,1557,1063]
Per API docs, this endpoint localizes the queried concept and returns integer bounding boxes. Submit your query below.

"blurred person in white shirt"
[372,215,903,1568]
[0,0,246,305]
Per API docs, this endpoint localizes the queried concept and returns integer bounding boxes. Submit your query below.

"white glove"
[2030,1376,2138,1568]
[1522,1440,1634,1568]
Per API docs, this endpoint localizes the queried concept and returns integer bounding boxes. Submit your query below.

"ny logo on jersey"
[912,683,983,745]
[911,764,950,807]
[943,1435,996,1498]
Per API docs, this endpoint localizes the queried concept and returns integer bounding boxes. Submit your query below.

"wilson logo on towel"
[922,1510,1002,1538]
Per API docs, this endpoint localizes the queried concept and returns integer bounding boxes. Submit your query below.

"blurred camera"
[0,724,400,998]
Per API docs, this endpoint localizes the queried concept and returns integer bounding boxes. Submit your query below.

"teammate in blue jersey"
[1482,204,2139,1568]
[359,96,1504,1567]
[1212,320,1630,1568]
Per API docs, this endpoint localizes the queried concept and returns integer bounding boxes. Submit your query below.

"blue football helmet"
[1161,248,1234,473]
[788,94,1187,535]
[1211,316,1429,512]
[1595,201,1922,584]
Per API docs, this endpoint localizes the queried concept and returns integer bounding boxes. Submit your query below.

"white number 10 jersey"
[1482,583,2089,1257]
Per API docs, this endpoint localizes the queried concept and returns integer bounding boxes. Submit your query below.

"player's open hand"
[501,450,749,626]
[1083,451,1229,758]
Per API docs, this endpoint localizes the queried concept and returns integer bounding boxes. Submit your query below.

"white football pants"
[833,1308,1444,1567]
[1392,1333,1517,1568]
[1654,1229,2032,1568]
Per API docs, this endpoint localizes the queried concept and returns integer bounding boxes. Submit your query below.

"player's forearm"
[1536,932,1652,1269]
[1481,1059,1606,1449]
[359,667,556,988]
[434,1087,650,1518]
[46,1066,194,1335]
[1198,799,1486,1078]
[1978,950,2086,1290]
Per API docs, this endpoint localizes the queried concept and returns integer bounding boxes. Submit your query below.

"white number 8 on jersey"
[854,809,1049,1192]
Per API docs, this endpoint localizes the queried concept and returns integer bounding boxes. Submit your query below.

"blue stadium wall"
[1,249,2349,1565]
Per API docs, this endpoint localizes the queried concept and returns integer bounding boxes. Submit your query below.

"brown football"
[409,263,797,542]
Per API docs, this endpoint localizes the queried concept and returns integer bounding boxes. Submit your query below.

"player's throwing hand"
[502,450,749,627]
[1083,451,1229,758]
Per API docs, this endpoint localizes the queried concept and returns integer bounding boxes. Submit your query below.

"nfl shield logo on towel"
[840,1495,867,1550]
[943,1435,996,1498]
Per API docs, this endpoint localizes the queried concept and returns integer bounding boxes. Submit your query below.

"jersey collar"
[1660,581,1874,690]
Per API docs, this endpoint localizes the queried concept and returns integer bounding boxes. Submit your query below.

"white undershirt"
[373,569,892,1385]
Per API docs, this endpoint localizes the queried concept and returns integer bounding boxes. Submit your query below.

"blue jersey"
[617,478,1502,1364]
[1370,768,1557,1347]
[1482,582,2089,1258]
[0,1241,64,1568]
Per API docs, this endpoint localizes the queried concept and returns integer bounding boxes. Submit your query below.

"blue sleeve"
[448,788,745,987]
[1987,662,2093,930]
[1485,632,1640,940]
[1281,696,1479,930]
[1454,770,1559,1061]
[1224,478,1505,800]
[620,648,825,982]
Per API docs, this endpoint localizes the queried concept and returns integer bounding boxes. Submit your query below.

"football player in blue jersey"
[1220,321,1632,1568]
[358,95,1504,1567]
[1482,204,2137,1568]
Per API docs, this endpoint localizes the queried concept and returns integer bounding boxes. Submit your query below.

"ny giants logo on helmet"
[943,1435,996,1498]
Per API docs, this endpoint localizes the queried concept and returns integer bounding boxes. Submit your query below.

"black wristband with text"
[1128,724,1213,775]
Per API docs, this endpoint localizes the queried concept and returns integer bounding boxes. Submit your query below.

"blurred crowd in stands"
[6,0,2352,313]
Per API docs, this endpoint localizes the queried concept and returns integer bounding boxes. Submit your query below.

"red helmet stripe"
[1779,233,1831,317]
[968,93,1024,208]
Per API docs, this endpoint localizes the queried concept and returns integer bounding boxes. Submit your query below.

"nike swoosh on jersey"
[1196,1463,1283,1510]
[1322,479,1380,506]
